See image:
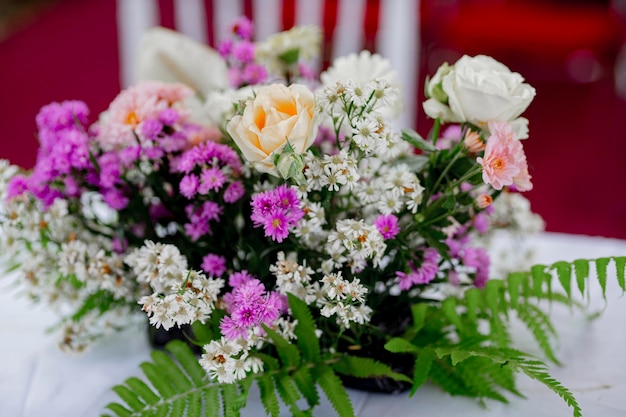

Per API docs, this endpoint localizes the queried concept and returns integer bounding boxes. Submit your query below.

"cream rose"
[423,55,536,128]
[226,83,317,175]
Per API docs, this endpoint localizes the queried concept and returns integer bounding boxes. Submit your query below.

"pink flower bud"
[464,130,485,153]
[476,193,493,208]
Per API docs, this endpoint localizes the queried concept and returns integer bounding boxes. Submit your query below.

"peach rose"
[226,83,317,175]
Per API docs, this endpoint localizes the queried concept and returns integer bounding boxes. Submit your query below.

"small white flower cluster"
[0,160,18,202]
[317,79,401,157]
[303,149,360,192]
[1,194,137,308]
[318,272,372,328]
[269,251,322,305]
[124,240,188,293]
[199,336,264,384]
[326,219,387,271]
[58,240,134,301]
[255,25,321,76]
[476,192,545,277]
[137,270,224,331]
[58,306,143,353]
[355,163,425,215]
[490,192,545,235]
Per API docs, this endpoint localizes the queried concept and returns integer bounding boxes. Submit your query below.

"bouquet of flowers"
[1,18,621,417]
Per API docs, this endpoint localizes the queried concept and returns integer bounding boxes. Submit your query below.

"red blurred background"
[1,0,625,238]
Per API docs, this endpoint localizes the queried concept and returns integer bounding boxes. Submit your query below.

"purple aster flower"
[242,63,268,85]
[219,277,282,341]
[139,119,163,140]
[374,214,400,239]
[227,66,244,88]
[200,201,222,222]
[35,100,89,133]
[396,248,441,290]
[261,209,290,243]
[473,212,490,234]
[159,108,180,126]
[259,292,283,323]
[220,316,247,340]
[180,174,199,199]
[118,146,142,166]
[184,220,210,241]
[198,167,227,194]
[224,181,245,203]
[274,184,300,210]
[102,188,129,210]
[462,247,490,288]
[112,237,128,254]
[98,153,122,188]
[63,176,80,198]
[217,38,234,58]
[228,270,255,288]
[5,175,29,200]
[201,253,227,277]
[231,41,255,63]
[298,63,317,80]
[232,16,254,40]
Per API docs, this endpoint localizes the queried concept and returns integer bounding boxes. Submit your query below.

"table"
[1,232,625,417]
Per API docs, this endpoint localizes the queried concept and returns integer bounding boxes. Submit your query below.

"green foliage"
[104,294,412,417]
[106,256,625,417]
[383,256,626,417]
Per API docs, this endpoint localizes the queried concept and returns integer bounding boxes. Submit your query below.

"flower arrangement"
[1,17,623,417]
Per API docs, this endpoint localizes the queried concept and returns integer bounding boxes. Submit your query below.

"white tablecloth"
[1,232,625,417]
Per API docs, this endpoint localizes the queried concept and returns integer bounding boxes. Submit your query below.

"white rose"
[226,83,317,175]
[443,55,536,125]
[424,61,451,102]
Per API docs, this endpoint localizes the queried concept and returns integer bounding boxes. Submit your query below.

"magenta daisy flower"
[374,214,400,239]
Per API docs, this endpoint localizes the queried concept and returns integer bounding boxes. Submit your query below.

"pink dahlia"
[477,121,532,191]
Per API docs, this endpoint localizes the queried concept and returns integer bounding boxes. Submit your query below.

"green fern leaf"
[287,293,321,363]
[258,375,280,417]
[273,374,302,413]
[292,366,320,407]
[410,347,435,396]
[316,365,355,417]
[456,357,509,403]
[483,281,511,347]
[506,272,525,309]
[262,325,301,368]
[384,337,420,354]
[515,304,560,365]
[531,264,551,302]
[442,297,463,333]
[104,402,132,417]
[332,355,411,383]
[463,288,482,323]
[170,397,186,416]
[551,261,572,299]
[186,390,202,417]
[520,362,582,417]
[150,349,193,391]
[410,302,429,332]
[140,362,175,398]
[203,386,221,417]
[573,259,589,297]
[165,340,207,386]
[595,258,610,300]
[124,377,160,405]
[221,383,237,417]
[112,384,145,412]
[429,358,479,398]
[615,256,626,291]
